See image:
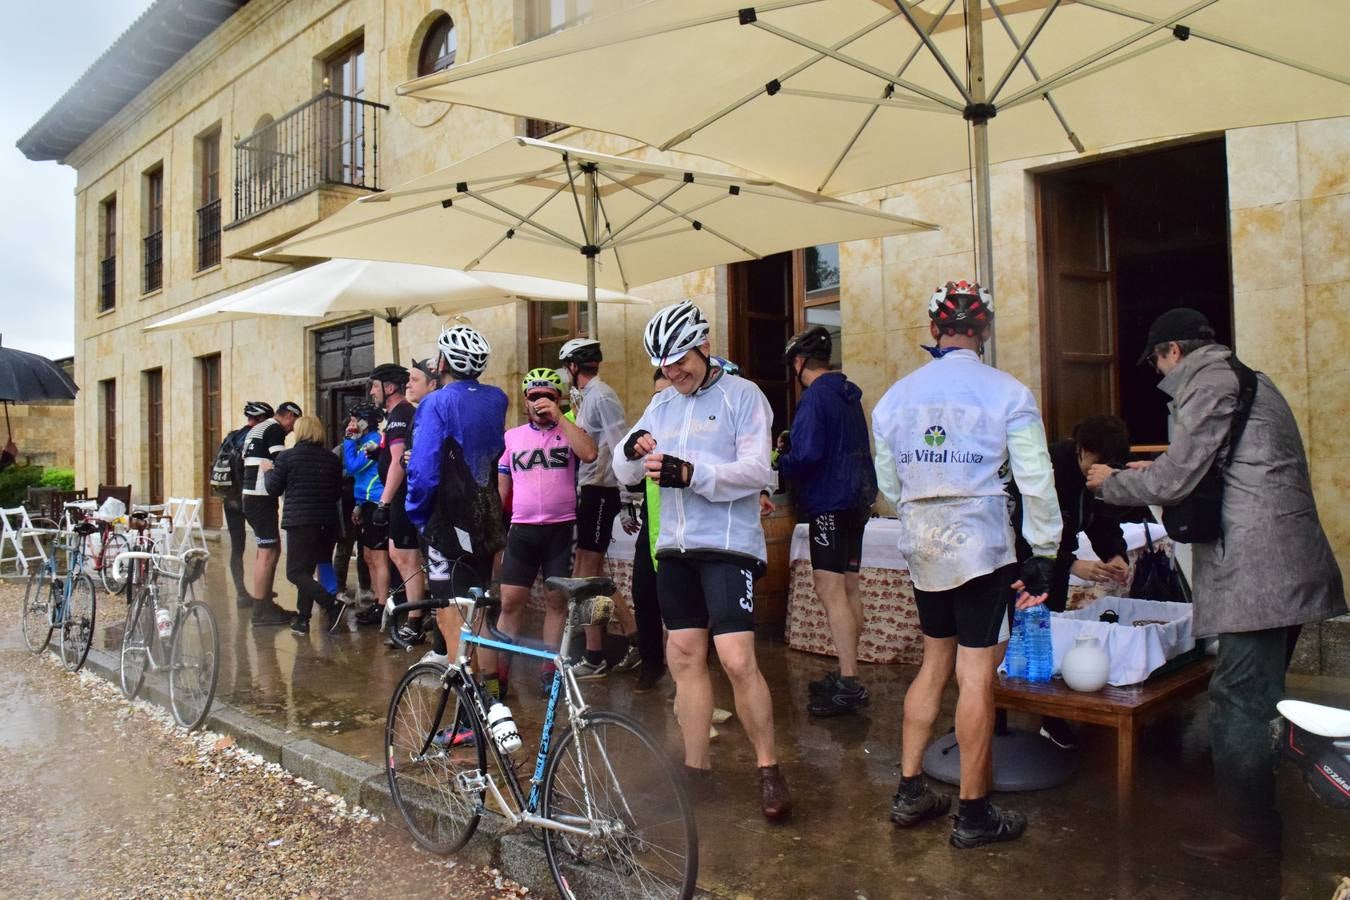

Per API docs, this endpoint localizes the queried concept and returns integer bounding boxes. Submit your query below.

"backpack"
[210,429,246,498]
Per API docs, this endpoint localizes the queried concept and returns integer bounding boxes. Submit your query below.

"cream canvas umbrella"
[399,0,1350,352]
[145,258,647,357]
[262,137,937,336]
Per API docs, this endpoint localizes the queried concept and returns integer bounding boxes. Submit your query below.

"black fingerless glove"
[1020,556,1055,597]
[623,429,652,461]
[371,504,390,528]
[657,454,694,488]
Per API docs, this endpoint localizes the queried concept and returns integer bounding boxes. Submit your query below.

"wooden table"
[993,658,1215,808]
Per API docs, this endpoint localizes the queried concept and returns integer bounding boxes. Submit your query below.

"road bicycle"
[116,548,219,730]
[52,500,141,595]
[98,509,161,595]
[383,574,697,899]
[21,520,98,672]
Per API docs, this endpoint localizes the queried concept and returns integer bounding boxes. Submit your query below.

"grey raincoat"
[1099,343,1344,637]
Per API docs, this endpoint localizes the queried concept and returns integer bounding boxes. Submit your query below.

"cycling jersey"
[871,349,1061,592]
[498,422,577,525]
[242,418,287,496]
[574,377,627,489]
[379,400,415,483]
[343,435,384,503]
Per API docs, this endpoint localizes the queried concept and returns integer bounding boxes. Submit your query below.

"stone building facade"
[4,356,75,470]
[19,0,1348,572]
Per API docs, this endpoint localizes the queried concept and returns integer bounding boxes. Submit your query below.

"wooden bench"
[993,657,1215,808]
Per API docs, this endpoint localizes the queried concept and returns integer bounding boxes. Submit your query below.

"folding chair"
[1,506,49,575]
[168,497,208,554]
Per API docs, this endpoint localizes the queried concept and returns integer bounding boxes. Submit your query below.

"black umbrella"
[0,341,79,441]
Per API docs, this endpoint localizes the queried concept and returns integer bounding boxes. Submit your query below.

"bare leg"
[484,583,531,680]
[954,645,1000,799]
[574,547,634,651]
[666,628,713,769]
[389,545,425,622]
[813,570,863,678]
[713,631,777,767]
[542,589,568,652]
[901,636,957,777]
[253,547,281,607]
[363,547,389,604]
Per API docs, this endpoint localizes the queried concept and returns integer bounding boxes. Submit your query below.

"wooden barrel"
[756,503,795,629]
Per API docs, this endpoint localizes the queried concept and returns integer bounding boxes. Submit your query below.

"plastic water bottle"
[487,701,522,753]
[1005,607,1028,680]
[1024,605,1054,684]
[155,606,173,640]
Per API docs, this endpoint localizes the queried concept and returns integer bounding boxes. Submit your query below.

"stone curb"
[78,644,703,897]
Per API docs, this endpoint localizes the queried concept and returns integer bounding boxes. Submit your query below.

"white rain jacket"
[613,371,772,567]
[574,376,627,489]
[872,349,1061,592]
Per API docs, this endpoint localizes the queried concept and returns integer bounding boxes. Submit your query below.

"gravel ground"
[0,582,528,899]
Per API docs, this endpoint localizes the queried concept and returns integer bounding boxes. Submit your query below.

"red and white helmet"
[928,280,994,336]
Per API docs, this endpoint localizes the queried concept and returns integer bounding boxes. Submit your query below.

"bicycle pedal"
[456,770,489,795]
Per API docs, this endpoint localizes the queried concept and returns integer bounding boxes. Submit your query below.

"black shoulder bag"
[1161,357,1258,544]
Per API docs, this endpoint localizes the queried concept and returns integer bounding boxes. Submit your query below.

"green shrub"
[0,465,45,508]
[39,468,75,490]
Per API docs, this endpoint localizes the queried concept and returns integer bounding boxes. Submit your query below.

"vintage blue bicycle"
[21,520,98,672]
[383,575,697,899]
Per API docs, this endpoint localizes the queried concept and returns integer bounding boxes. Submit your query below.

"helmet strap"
[695,349,715,392]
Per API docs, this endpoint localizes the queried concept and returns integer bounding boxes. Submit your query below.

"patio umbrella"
[145,258,647,358]
[262,136,937,337]
[0,340,79,441]
[399,0,1350,355]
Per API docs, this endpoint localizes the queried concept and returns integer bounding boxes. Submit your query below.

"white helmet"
[643,300,710,366]
[558,338,603,365]
[437,324,491,377]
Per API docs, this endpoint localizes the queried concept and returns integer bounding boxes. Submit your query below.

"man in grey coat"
[1087,308,1345,862]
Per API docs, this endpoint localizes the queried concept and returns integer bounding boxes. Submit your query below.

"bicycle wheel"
[169,602,219,730]
[100,531,130,594]
[385,663,485,854]
[21,567,55,654]
[542,710,697,900]
[120,586,152,699]
[59,574,97,672]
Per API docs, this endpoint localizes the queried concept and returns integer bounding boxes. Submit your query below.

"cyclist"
[406,324,509,665]
[221,400,272,609]
[489,368,597,698]
[559,338,642,678]
[242,400,302,626]
[776,326,878,717]
[614,300,791,821]
[407,357,438,404]
[344,402,389,626]
[873,280,1061,849]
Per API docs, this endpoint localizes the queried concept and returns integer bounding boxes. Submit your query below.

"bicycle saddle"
[545,576,616,600]
[1279,699,1350,739]
[72,521,100,536]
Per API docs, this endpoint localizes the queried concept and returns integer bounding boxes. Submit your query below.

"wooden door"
[199,354,222,527]
[315,319,375,447]
[1039,180,1117,442]
[101,379,117,485]
[146,369,164,505]
[728,251,795,436]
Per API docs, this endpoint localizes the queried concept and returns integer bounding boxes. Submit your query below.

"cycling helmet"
[437,324,491,377]
[521,367,564,395]
[710,356,741,376]
[558,338,603,365]
[348,401,383,428]
[928,279,994,337]
[277,401,303,417]
[369,363,410,388]
[243,400,274,419]
[644,300,710,366]
[782,326,832,365]
[409,356,436,382]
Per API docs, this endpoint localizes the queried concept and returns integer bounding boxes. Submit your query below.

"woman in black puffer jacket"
[266,416,344,634]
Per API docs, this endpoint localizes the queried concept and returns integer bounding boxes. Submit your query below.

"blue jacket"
[406,380,509,552]
[342,435,384,503]
[777,371,877,517]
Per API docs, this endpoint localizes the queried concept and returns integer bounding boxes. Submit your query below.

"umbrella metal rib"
[986,0,1082,152]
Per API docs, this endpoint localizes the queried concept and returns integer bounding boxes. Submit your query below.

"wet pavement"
[25,538,1350,898]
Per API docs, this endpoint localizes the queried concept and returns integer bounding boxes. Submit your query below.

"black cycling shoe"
[290,618,310,635]
[354,603,383,626]
[949,803,1028,849]
[807,678,869,717]
[890,784,951,827]
[808,670,840,695]
[251,604,293,627]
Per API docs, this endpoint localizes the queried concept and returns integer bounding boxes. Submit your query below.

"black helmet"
[368,363,409,389]
[276,401,303,417]
[783,326,832,365]
[409,356,436,381]
[243,400,274,419]
[928,280,994,336]
[349,401,383,428]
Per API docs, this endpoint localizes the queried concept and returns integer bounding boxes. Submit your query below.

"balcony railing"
[99,256,116,311]
[233,90,388,223]
[196,200,221,271]
[142,231,163,293]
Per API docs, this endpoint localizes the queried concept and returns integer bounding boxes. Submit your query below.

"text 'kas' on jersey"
[499,422,578,526]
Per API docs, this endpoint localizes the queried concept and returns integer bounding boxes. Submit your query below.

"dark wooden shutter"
[146,369,164,505]
[199,355,222,527]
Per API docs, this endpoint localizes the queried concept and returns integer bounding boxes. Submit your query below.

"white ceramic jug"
[1061,635,1110,692]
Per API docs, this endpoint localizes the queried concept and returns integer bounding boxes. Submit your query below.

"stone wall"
[4,399,74,470]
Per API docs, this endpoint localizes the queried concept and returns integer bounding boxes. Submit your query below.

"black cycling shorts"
[807,508,867,574]
[500,522,575,588]
[656,554,757,637]
[913,563,1018,649]
[426,544,491,600]
[388,490,420,551]
[576,485,621,553]
[242,495,280,549]
[357,501,389,551]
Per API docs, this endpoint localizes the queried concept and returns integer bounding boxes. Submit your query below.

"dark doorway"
[1038,138,1232,447]
[315,318,375,447]
[198,354,222,527]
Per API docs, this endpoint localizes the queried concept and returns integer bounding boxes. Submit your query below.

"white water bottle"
[486,701,522,753]
[155,607,173,640]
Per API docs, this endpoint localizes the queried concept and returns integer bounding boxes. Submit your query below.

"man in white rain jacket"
[873,280,1061,849]
[613,300,791,822]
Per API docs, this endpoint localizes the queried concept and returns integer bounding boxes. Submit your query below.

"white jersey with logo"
[872,349,1061,592]
[574,376,627,489]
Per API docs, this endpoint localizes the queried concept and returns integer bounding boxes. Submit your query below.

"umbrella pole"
[584,166,600,340]
[3,401,9,442]
[386,308,402,361]
[966,0,998,366]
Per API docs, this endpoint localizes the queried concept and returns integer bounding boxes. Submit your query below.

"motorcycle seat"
[1278,699,1350,739]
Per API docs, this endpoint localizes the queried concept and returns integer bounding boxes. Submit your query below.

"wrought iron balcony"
[232,90,388,223]
[142,231,162,293]
[196,200,221,271]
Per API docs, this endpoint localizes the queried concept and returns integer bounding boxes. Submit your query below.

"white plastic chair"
[1,506,49,574]
[167,497,207,554]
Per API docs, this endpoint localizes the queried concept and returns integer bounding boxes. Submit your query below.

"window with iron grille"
[196,128,221,271]
[143,166,163,293]
[99,196,117,312]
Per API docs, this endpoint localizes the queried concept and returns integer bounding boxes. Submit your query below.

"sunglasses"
[526,392,558,403]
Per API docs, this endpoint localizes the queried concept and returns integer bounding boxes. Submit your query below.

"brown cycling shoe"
[759,765,792,821]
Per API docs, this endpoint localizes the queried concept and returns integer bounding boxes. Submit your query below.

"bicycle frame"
[45,528,91,627]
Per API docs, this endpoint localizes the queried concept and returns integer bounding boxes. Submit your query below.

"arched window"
[418,14,457,76]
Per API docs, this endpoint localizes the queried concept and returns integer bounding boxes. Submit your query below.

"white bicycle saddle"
[1278,699,1350,739]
